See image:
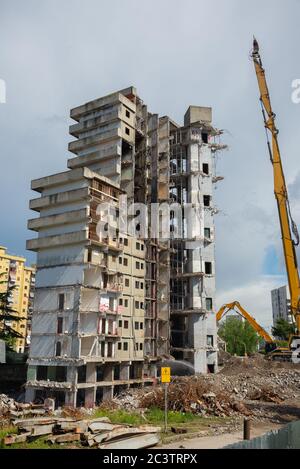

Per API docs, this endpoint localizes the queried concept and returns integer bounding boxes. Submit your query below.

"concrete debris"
[47,433,81,444]
[88,421,117,433]
[103,355,300,419]
[54,420,88,433]
[98,433,160,450]
[44,398,55,412]
[0,394,46,417]
[85,425,160,447]
[1,416,161,448]
[31,424,55,436]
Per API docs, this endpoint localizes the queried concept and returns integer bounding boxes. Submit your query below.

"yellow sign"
[161,367,171,383]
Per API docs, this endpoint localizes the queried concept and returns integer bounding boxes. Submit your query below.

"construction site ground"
[1,354,300,449]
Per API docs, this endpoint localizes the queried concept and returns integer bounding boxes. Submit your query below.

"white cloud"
[217,275,287,332]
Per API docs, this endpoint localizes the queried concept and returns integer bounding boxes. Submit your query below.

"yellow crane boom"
[216,301,274,344]
[251,39,300,334]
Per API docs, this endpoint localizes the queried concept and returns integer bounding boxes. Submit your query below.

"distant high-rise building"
[0,246,35,353]
[271,285,292,326]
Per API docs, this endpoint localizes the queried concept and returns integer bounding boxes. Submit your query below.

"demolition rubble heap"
[103,356,300,418]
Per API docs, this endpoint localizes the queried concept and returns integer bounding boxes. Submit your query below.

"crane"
[251,39,300,358]
[216,301,277,353]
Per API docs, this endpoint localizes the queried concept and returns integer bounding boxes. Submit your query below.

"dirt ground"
[160,421,283,449]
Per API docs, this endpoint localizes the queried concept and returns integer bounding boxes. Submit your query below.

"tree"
[272,318,295,341]
[218,317,260,356]
[0,274,23,349]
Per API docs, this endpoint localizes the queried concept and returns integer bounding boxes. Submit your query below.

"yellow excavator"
[251,39,300,361]
[216,301,282,355]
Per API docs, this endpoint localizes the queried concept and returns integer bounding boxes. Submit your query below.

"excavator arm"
[251,39,300,333]
[216,301,274,344]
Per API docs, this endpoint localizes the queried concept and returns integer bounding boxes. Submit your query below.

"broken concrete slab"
[88,422,118,433]
[55,420,88,433]
[99,433,160,449]
[87,432,110,446]
[100,426,161,443]
[13,417,58,427]
[31,424,54,436]
[89,417,111,424]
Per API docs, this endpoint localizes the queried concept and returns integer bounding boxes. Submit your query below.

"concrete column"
[194,350,207,374]
[120,364,129,380]
[65,390,76,407]
[27,365,37,381]
[67,365,77,384]
[102,386,113,401]
[103,365,113,381]
[85,387,95,408]
[86,363,96,384]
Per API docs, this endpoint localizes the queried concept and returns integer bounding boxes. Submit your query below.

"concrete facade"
[271,285,293,327]
[0,247,35,353]
[168,108,225,373]
[26,170,152,406]
[26,87,225,406]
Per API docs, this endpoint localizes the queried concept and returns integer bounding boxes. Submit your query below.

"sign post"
[161,367,171,433]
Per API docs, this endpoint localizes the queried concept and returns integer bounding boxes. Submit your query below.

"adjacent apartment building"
[271,285,293,327]
[25,87,225,406]
[0,246,35,353]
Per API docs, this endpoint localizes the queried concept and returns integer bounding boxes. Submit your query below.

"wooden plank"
[56,421,88,433]
[48,433,81,444]
[3,435,16,445]
[14,432,31,443]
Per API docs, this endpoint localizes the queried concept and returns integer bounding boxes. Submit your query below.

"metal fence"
[225,420,300,449]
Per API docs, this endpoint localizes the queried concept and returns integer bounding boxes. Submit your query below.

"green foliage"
[92,407,198,426]
[272,318,296,341]
[218,317,260,356]
[146,408,197,424]
[92,408,143,426]
[0,273,24,347]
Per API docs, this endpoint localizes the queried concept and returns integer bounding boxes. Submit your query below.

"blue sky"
[1,0,300,330]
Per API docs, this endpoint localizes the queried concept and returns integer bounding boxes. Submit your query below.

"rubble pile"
[0,394,47,418]
[208,369,300,403]
[3,416,161,449]
[0,394,17,416]
[139,379,249,417]
[108,357,300,418]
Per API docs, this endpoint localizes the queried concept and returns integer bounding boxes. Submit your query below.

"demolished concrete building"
[25,87,225,407]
